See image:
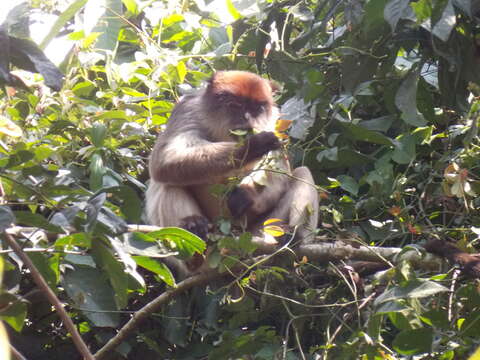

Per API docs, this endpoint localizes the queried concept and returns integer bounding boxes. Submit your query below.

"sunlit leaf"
[0,116,22,137]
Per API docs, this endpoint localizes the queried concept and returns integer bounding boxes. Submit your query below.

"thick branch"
[2,232,94,360]
[425,239,480,278]
[94,269,225,360]
[296,243,442,270]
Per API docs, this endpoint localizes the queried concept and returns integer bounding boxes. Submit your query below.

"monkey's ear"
[269,80,281,94]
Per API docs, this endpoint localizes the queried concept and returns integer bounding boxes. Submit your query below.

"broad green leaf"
[0,294,27,332]
[105,186,142,222]
[0,115,22,137]
[375,301,408,314]
[90,123,107,147]
[469,347,480,360]
[133,256,175,287]
[392,135,416,164]
[40,0,89,49]
[374,280,449,306]
[13,211,63,233]
[226,0,241,20]
[28,253,60,290]
[63,265,120,327]
[395,70,427,126]
[393,328,433,355]
[125,232,177,257]
[55,233,92,248]
[148,228,206,258]
[121,0,138,14]
[89,153,106,191]
[84,0,123,52]
[384,0,412,31]
[339,122,395,145]
[92,241,128,309]
[359,115,395,132]
[432,0,456,42]
[337,175,359,196]
[0,206,15,232]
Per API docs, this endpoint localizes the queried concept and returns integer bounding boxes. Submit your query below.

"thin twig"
[2,232,94,360]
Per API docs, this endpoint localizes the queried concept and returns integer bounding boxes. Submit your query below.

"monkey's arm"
[149,131,279,186]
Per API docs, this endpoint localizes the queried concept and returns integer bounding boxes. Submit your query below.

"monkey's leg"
[261,166,319,243]
[145,181,209,238]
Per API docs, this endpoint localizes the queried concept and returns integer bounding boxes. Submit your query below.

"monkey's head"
[203,71,278,139]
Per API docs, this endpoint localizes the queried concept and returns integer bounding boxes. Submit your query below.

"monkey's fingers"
[242,131,281,162]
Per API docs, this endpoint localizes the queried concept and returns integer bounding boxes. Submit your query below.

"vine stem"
[2,232,94,360]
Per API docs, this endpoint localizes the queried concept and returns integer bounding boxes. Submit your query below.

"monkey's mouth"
[229,127,254,139]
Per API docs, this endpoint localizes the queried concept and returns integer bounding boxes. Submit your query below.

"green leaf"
[125,232,177,257]
[55,233,92,248]
[92,241,128,309]
[40,0,89,49]
[339,121,395,145]
[148,227,206,258]
[432,0,456,42]
[133,256,175,287]
[28,253,60,290]
[392,328,433,355]
[359,115,395,132]
[374,280,449,306]
[121,0,138,14]
[63,265,120,327]
[226,0,241,20]
[395,69,427,126]
[105,186,142,222]
[13,211,63,233]
[0,206,15,231]
[392,135,416,164]
[85,0,123,52]
[89,153,106,191]
[337,175,359,196]
[384,0,412,31]
[0,294,27,332]
[90,123,107,147]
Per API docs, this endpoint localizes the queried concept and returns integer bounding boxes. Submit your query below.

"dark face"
[216,92,269,129]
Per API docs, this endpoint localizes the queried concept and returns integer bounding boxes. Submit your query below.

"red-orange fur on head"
[209,71,274,104]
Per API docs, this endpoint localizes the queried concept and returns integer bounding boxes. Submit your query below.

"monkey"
[145,71,319,266]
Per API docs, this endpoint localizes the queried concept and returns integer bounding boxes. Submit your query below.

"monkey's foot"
[179,215,210,239]
[227,186,254,218]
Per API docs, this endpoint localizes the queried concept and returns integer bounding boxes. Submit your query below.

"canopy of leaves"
[1,0,480,359]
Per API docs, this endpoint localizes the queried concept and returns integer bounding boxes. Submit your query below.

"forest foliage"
[1,0,480,359]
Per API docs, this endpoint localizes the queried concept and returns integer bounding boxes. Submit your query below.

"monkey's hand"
[179,215,210,240]
[227,186,254,218]
[241,131,280,163]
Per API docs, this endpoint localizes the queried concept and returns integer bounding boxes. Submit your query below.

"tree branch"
[425,238,480,278]
[94,269,224,360]
[2,232,94,360]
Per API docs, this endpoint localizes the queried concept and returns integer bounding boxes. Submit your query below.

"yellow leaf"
[468,346,480,360]
[274,119,292,140]
[0,116,22,137]
[275,119,292,132]
[263,218,283,226]
[263,225,285,237]
[274,131,289,140]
